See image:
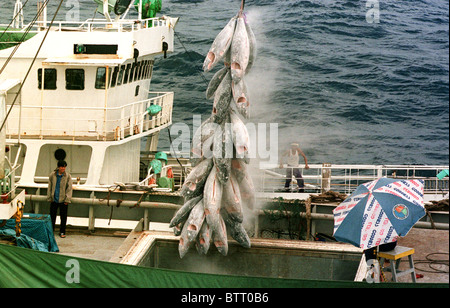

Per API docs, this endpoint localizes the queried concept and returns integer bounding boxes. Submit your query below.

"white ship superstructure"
[0,0,177,190]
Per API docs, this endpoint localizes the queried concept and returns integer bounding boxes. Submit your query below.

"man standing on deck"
[279,143,309,192]
[47,160,73,238]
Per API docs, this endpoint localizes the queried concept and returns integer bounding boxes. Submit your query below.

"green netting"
[0,244,447,288]
[0,27,37,50]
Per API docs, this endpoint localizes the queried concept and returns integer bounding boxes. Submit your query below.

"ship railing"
[6,91,173,141]
[257,163,449,198]
[1,17,170,34]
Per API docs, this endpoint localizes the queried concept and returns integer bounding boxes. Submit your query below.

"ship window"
[38,68,57,90]
[148,60,154,79]
[107,67,112,86]
[130,63,136,82]
[110,66,119,88]
[133,62,140,82]
[95,67,107,89]
[124,64,131,84]
[117,65,125,86]
[66,69,85,90]
[143,61,148,79]
[139,60,147,80]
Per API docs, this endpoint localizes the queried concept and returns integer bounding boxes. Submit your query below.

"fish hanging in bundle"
[230,111,250,160]
[245,18,257,74]
[212,120,233,184]
[231,78,250,119]
[180,159,213,198]
[191,117,215,166]
[212,70,232,124]
[169,195,202,228]
[195,221,211,255]
[213,215,228,256]
[203,16,237,72]
[203,167,223,233]
[186,199,206,242]
[230,16,250,83]
[222,210,251,249]
[206,67,229,100]
[174,6,258,258]
[222,173,243,223]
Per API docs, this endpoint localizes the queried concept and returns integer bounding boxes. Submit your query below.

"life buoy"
[114,0,133,15]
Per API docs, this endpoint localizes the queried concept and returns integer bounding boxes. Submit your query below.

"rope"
[415,253,449,274]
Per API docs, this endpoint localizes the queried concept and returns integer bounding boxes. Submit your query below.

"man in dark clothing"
[47,160,73,238]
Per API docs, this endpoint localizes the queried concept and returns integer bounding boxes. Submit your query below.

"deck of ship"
[53,222,448,284]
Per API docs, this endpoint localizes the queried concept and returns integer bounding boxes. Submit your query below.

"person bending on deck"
[47,160,73,238]
[279,143,309,192]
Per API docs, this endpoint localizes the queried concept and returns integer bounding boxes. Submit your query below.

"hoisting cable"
[0,0,65,133]
[167,128,187,179]
[0,0,31,41]
[0,0,51,76]
[173,31,209,87]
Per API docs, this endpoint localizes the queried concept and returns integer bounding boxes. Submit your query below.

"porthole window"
[135,85,140,96]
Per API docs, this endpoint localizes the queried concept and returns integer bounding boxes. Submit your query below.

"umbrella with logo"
[333,178,426,250]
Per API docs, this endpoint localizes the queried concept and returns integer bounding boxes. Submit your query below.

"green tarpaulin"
[0,244,447,288]
[0,28,36,50]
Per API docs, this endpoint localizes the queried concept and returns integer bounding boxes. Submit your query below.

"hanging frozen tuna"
[203,17,237,72]
[172,1,257,258]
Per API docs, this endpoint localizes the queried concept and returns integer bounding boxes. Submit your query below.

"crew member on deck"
[279,143,309,192]
[47,160,73,238]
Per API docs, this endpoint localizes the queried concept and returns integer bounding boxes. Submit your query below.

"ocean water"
[1,0,449,166]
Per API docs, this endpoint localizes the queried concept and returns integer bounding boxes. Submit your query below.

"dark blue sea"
[2,0,449,166]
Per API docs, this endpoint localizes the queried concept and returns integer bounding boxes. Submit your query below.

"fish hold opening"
[179,238,184,245]
[189,183,196,191]
[199,238,205,245]
[188,225,197,231]
[205,209,210,215]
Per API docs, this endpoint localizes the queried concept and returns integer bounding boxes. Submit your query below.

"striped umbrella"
[333,178,425,250]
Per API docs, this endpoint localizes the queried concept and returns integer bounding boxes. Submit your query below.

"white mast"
[13,0,24,29]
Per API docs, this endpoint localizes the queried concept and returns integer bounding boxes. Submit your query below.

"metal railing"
[0,17,171,34]
[258,164,449,197]
[6,91,173,141]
